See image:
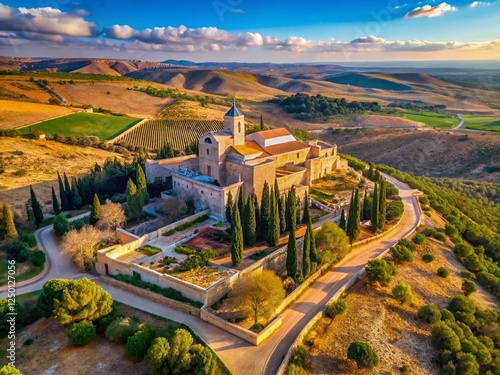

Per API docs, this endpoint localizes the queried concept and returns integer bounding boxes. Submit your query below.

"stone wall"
[145,155,199,184]
[143,209,210,242]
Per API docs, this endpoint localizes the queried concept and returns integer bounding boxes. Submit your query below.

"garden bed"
[184,227,231,256]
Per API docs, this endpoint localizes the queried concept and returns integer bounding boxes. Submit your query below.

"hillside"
[0,138,122,211]
[325,72,413,91]
[323,128,500,181]
[0,100,77,129]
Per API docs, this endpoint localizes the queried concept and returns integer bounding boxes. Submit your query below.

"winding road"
[1,175,421,375]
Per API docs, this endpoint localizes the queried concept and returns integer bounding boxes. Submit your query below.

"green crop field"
[462,115,500,132]
[392,110,460,128]
[19,112,142,140]
[325,72,412,91]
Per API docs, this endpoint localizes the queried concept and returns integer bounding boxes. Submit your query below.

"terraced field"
[115,119,223,150]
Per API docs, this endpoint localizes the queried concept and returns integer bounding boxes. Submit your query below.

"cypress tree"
[57,171,70,211]
[2,203,18,239]
[279,195,286,233]
[374,170,381,182]
[136,164,149,204]
[30,185,44,226]
[285,187,297,232]
[302,223,311,278]
[126,179,143,220]
[302,192,310,224]
[261,181,270,239]
[362,190,370,221]
[237,188,245,218]
[90,194,101,225]
[267,193,280,246]
[378,179,387,231]
[286,221,298,278]
[52,186,61,215]
[231,204,244,266]
[253,194,261,240]
[63,172,72,204]
[371,184,379,232]
[346,189,361,244]
[260,114,264,130]
[70,178,82,209]
[309,219,317,263]
[274,180,280,209]
[244,196,256,246]
[225,191,233,224]
[368,163,374,180]
[339,209,346,231]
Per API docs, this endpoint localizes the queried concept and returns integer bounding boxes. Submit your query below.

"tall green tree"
[377,179,387,231]
[302,192,310,224]
[63,172,73,204]
[308,219,317,263]
[90,194,101,225]
[346,189,361,244]
[231,204,244,266]
[260,114,264,130]
[368,163,374,180]
[302,221,311,278]
[126,179,143,220]
[267,192,280,247]
[261,181,270,239]
[286,223,298,278]
[237,188,245,218]
[362,190,370,221]
[30,185,44,226]
[253,194,261,240]
[371,184,379,232]
[285,186,297,232]
[135,164,149,204]
[244,196,256,246]
[57,171,70,211]
[70,178,82,209]
[2,203,18,239]
[49,187,60,216]
[156,143,175,159]
[339,209,346,231]
[225,191,233,224]
[279,195,286,233]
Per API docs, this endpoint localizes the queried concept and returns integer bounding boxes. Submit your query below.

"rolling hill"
[324,72,413,91]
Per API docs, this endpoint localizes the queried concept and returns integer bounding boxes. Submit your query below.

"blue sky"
[0,0,499,62]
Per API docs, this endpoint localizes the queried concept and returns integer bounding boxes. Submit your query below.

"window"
[204,137,212,144]
[207,149,210,155]
[297,152,300,158]
[207,165,211,177]
[238,122,241,133]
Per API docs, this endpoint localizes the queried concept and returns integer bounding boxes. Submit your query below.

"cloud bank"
[405,2,457,18]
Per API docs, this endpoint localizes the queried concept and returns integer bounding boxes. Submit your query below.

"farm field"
[0,99,78,129]
[18,112,142,140]
[398,110,460,128]
[115,118,223,150]
[462,114,500,131]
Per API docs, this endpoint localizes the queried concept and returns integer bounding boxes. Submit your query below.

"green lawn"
[402,111,460,128]
[19,112,142,140]
[462,115,500,132]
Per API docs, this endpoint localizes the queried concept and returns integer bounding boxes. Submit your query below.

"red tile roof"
[255,128,292,139]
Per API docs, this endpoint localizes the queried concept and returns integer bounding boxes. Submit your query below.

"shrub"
[392,282,413,305]
[105,317,140,342]
[438,267,450,278]
[126,324,156,358]
[390,244,414,263]
[366,259,397,286]
[20,231,37,247]
[461,279,477,296]
[146,337,170,370]
[290,345,308,367]
[398,238,416,251]
[386,200,404,220]
[5,241,29,262]
[96,314,115,333]
[286,363,302,375]
[327,299,347,319]
[418,304,442,323]
[15,169,28,176]
[440,309,455,322]
[53,213,70,238]
[29,250,46,266]
[413,233,426,245]
[422,254,435,263]
[174,244,198,255]
[460,271,475,279]
[137,245,162,256]
[68,320,96,346]
[347,342,379,370]
[431,322,461,352]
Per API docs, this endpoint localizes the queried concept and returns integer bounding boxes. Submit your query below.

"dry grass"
[0,138,121,211]
[0,76,51,103]
[0,99,77,129]
[158,100,228,120]
[304,227,498,375]
[171,266,230,288]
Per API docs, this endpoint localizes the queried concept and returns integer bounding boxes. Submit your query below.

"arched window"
[238,122,241,133]
[204,137,212,144]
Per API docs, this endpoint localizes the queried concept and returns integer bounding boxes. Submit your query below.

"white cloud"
[0,3,98,37]
[470,1,490,7]
[405,2,457,18]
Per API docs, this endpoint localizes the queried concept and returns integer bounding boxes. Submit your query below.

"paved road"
[1,175,421,375]
[451,114,465,130]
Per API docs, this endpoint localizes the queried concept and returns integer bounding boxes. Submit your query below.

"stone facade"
[145,103,346,220]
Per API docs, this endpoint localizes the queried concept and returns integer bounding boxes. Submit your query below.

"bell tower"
[224,101,245,146]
